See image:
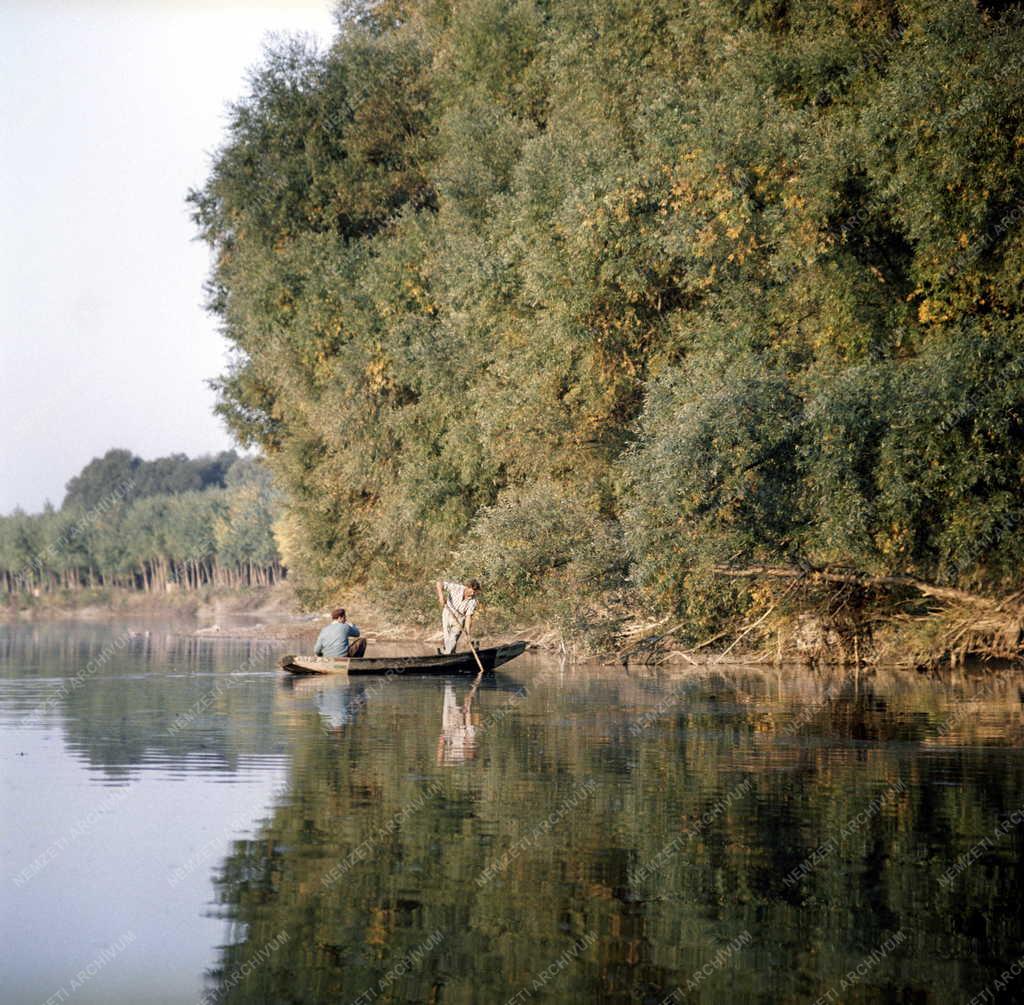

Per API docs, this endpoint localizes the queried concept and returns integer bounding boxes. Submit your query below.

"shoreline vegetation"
[2,580,1021,673]
[3,446,1020,668]
[2,433,1022,669]
[187,0,1024,670]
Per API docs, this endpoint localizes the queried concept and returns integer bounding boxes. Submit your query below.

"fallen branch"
[711,564,1020,612]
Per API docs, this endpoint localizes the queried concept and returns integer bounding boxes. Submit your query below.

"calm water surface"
[2,621,1024,1004]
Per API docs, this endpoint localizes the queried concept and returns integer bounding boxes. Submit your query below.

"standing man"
[314,607,366,658]
[436,579,481,655]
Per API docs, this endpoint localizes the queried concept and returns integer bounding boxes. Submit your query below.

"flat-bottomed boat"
[278,641,528,676]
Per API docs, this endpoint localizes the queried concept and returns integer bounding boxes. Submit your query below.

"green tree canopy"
[188,0,1024,652]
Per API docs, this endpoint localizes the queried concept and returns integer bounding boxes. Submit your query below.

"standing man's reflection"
[436,681,481,765]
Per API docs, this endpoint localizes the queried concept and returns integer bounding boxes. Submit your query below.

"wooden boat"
[278,641,528,676]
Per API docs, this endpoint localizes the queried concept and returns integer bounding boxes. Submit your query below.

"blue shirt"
[314,621,361,657]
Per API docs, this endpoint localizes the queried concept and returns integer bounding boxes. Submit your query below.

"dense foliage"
[190,0,1024,643]
[0,451,282,594]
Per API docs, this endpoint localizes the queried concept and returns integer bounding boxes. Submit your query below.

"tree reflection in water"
[199,662,1024,1004]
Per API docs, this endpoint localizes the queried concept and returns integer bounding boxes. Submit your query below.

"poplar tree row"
[0,451,283,595]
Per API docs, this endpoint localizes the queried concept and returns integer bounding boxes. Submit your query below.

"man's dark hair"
[331,607,346,620]
[467,579,481,592]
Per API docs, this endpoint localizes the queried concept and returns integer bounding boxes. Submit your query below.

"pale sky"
[0,0,338,514]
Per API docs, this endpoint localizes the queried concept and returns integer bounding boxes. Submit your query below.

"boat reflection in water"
[285,667,488,761]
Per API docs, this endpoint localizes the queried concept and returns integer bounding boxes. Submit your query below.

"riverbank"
[2,583,295,627]
[4,582,1021,671]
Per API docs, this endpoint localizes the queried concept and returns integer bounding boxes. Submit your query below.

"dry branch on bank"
[613,565,1024,670]
[712,565,1015,613]
[709,565,1024,670]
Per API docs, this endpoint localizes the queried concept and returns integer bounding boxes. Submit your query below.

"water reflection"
[282,676,370,733]
[202,661,1024,1005]
[3,624,1024,1004]
[437,676,483,766]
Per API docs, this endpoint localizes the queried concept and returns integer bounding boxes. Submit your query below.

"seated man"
[435,578,481,655]
[314,607,366,658]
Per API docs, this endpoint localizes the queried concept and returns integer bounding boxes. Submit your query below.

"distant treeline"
[190,0,1024,652]
[0,450,283,595]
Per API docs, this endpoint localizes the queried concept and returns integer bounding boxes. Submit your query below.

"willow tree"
[191,0,1024,656]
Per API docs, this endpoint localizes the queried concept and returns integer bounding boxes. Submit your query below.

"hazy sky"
[0,1,337,514]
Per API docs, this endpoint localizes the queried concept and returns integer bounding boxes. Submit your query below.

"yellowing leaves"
[917,299,954,324]
[365,356,394,394]
[402,278,436,314]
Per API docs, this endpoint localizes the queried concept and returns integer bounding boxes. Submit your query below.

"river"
[2,621,1023,1004]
